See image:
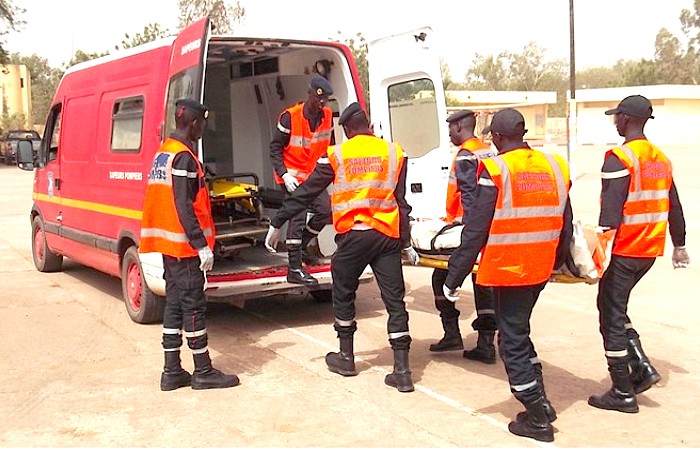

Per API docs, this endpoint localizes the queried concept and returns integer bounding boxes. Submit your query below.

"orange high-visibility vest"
[477,149,570,286]
[445,137,496,223]
[274,102,333,184]
[327,136,405,238]
[608,139,672,257]
[140,138,215,257]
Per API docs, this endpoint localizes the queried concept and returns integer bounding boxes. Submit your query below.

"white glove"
[402,246,420,265]
[442,284,460,302]
[282,173,299,192]
[197,246,214,272]
[672,246,690,269]
[265,225,281,253]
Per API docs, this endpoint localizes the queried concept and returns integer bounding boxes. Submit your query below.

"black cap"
[309,75,333,97]
[338,102,366,125]
[605,95,654,119]
[483,108,527,136]
[175,98,209,119]
[446,110,475,123]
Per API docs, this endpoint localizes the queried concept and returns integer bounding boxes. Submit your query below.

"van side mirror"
[16,139,36,171]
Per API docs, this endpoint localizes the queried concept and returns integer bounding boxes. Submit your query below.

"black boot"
[516,373,557,423]
[628,337,661,394]
[463,331,497,364]
[160,351,192,391]
[191,352,240,390]
[287,244,318,285]
[326,337,358,376]
[588,361,639,413]
[301,229,322,265]
[429,312,463,352]
[384,349,414,393]
[508,397,554,442]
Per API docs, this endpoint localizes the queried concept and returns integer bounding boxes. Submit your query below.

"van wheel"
[121,246,165,324]
[32,215,63,272]
[310,289,333,303]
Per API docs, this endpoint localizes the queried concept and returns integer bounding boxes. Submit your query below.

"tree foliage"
[335,32,369,107]
[118,23,170,50]
[0,0,22,63]
[8,52,62,125]
[177,0,245,34]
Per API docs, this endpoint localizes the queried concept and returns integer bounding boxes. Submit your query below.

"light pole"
[567,0,576,164]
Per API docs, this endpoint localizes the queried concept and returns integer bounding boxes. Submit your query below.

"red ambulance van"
[18,18,449,324]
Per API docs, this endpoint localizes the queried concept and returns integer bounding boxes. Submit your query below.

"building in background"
[574,85,700,146]
[0,64,33,129]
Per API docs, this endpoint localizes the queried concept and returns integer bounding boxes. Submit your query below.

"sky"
[2,0,696,78]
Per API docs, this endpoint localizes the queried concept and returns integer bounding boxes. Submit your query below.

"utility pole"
[567,0,576,164]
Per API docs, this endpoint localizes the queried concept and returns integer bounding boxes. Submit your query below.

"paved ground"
[0,144,698,447]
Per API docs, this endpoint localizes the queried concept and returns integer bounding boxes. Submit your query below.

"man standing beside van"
[269,75,334,285]
[429,110,498,365]
[141,98,239,391]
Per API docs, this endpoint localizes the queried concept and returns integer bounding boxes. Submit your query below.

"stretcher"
[409,219,612,285]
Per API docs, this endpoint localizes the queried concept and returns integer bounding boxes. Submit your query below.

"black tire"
[310,289,333,303]
[31,215,63,272]
[121,246,165,324]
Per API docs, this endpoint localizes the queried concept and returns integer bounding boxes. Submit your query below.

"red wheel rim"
[34,228,44,263]
[126,261,142,312]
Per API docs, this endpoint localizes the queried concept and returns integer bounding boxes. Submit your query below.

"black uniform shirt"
[599,145,686,247]
[454,147,481,223]
[170,133,208,251]
[445,147,574,290]
[271,136,412,247]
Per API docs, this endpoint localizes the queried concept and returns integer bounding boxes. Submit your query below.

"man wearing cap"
[141,98,239,391]
[443,108,573,442]
[269,75,335,285]
[428,110,499,364]
[588,95,689,414]
[265,102,421,393]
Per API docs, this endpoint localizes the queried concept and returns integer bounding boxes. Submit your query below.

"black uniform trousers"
[283,186,331,245]
[495,281,547,404]
[161,255,208,352]
[330,228,411,350]
[596,254,655,355]
[432,268,496,330]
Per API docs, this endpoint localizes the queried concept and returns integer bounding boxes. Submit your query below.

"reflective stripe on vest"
[445,137,496,222]
[477,150,569,286]
[139,139,215,257]
[274,103,333,184]
[328,136,404,238]
[610,141,671,257]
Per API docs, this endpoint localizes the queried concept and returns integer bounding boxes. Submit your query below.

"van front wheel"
[121,246,165,324]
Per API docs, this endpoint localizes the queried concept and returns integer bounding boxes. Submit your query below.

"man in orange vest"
[141,98,239,391]
[588,95,689,413]
[269,75,334,285]
[444,108,573,442]
[265,102,421,393]
[429,110,498,364]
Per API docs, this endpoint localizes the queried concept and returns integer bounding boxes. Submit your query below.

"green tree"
[177,0,245,34]
[8,52,62,125]
[118,23,170,50]
[576,66,624,89]
[0,0,23,63]
[464,53,510,90]
[66,49,109,68]
[335,32,368,106]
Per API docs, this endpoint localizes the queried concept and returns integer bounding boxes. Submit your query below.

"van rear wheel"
[31,215,63,272]
[121,246,165,324]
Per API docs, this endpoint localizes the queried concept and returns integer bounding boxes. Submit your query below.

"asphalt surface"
[0,144,697,447]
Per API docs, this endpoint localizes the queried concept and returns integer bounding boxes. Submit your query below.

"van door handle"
[54,178,61,189]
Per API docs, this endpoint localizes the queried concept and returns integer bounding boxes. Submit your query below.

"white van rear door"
[368,27,450,220]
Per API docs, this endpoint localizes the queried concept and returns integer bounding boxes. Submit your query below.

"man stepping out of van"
[141,98,239,391]
[269,75,334,285]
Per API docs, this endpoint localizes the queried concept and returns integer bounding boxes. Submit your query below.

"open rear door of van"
[368,27,450,220]
[163,16,211,154]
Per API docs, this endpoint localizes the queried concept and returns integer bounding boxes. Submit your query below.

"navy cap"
[605,95,654,119]
[483,108,527,136]
[309,75,333,97]
[446,110,475,123]
[175,98,209,119]
[338,102,366,125]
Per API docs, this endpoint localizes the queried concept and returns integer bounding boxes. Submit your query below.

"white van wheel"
[121,246,165,324]
[31,215,63,272]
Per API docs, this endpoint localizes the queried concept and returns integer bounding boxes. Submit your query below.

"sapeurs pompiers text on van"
[18,17,450,324]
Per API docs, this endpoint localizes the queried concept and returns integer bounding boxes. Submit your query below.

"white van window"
[111,96,144,153]
[387,78,440,159]
[165,68,198,137]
